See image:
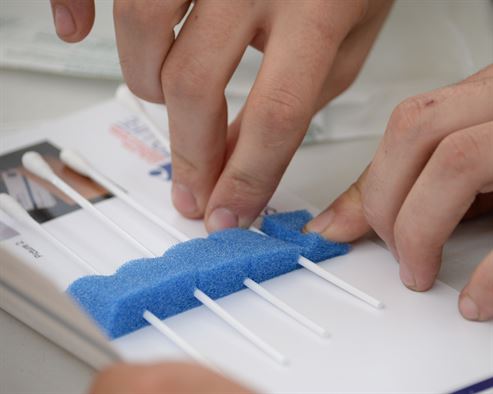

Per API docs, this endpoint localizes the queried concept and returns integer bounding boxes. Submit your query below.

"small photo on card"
[0,141,112,223]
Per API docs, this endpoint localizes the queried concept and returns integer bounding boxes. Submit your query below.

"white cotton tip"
[60,149,90,177]
[22,151,56,181]
[115,84,142,113]
[0,193,35,226]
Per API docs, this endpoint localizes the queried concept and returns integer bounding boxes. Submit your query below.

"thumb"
[305,166,371,242]
[459,250,493,321]
[50,0,95,42]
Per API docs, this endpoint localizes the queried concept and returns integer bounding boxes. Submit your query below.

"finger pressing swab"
[60,149,329,338]
[24,151,287,364]
[0,194,211,367]
[116,88,381,310]
[115,84,171,153]
[59,149,188,243]
[0,193,99,275]
[250,228,384,310]
[194,289,288,366]
[21,151,155,258]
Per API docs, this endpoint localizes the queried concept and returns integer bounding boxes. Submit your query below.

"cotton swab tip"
[0,193,32,224]
[60,149,91,177]
[22,151,56,181]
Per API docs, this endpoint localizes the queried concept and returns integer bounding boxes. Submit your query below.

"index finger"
[204,14,350,231]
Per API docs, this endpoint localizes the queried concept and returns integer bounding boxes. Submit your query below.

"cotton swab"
[142,311,213,368]
[250,228,384,309]
[114,88,382,309]
[115,84,171,153]
[22,151,155,258]
[0,194,98,275]
[23,151,288,365]
[60,149,381,312]
[59,149,188,243]
[0,193,212,368]
[59,149,329,338]
[194,289,288,365]
[297,255,383,309]
[96,98,384,311]
[242,278,328,337]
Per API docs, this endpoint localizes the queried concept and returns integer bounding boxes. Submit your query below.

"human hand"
[89,362,253,394]
[306,64,493,321]
[50,0,393,231]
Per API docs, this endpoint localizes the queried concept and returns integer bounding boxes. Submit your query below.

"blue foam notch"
[260,210,350,262]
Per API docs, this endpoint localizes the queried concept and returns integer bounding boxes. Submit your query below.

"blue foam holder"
[68,250,199,338]
[67,210,350,339]
[210,229,301,283]
[260,210,351,262]
[68,229,301,338]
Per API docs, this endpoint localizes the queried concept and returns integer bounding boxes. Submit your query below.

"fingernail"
[459,294,479,321]
[172,183,197,215]
[400,264,416,289]
[53,4,76,37]
[305,209,335,233]
[208,208,238,232]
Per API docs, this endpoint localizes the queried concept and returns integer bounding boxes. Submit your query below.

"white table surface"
[1,1,491,393]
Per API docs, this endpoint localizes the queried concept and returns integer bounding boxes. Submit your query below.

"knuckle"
[334,68,359,96]
[162,57,212,103]
[309,12,340,43]
[171,147,200,180]
[125,78,164,104]
[435,132,482,176]
[119,56,164,103]
[250,85,309,148]
[386,94,435,140]
[114,1,167,26]
[220,165,271,212]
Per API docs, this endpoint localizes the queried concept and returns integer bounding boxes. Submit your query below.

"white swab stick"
[59,149,188,243]
[243,278,328,338]
[22,152,155,258]
[193,289,288,366]
[116,84,171,152]
[24,152,284,363]
[0,193,210,367]
[142,311,217,369]
[297,256,384,309]
[60,149,329,338]
[0,194,99,275]
[250,228,384,309]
